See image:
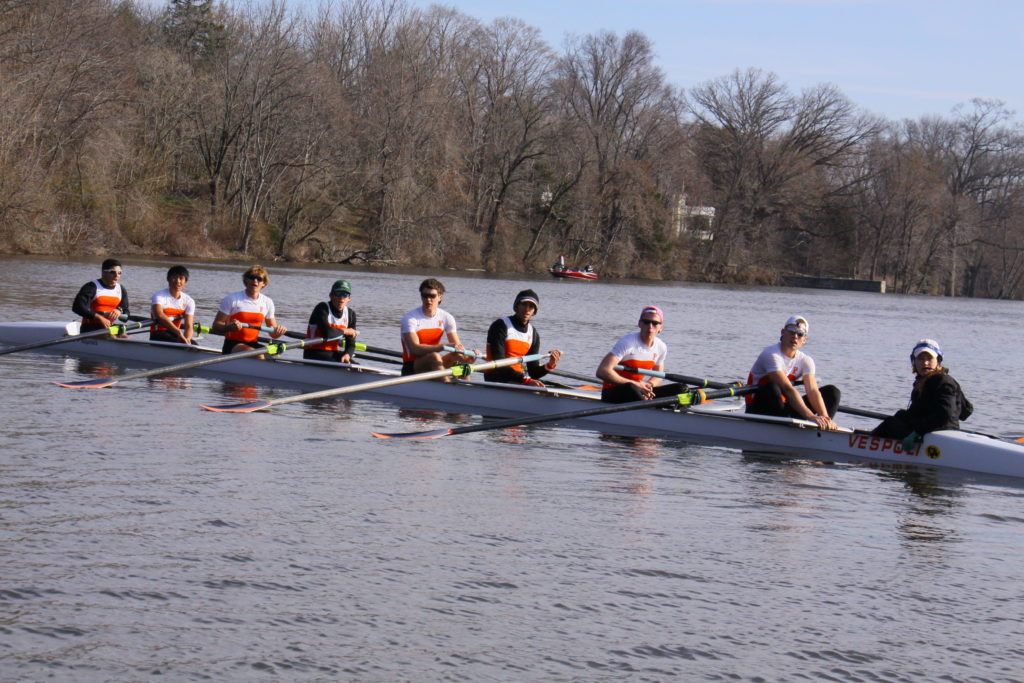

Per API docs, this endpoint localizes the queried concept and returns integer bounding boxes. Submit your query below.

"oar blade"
[54,377,117,389]
[200,400,273,413]
[371,427,454,440]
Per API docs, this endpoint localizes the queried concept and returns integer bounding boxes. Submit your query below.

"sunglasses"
[245,275,265,283]
[640,319,662,326]
[331,291,351,298]
[420,292,440,299]
[103,269,123,275]
[785,328,806,337]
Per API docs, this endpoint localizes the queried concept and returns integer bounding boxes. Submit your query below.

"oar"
[201,352,550,413]
[0,319,156,357]
[55,336,333,388]
[451,349,599,389]
[372,384,760,440]
[547,367,600,384]
[249,325,404,359]
[836,405,888,420]
[614,365,742,389]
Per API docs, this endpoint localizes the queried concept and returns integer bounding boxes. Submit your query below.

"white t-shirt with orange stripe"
[151,288,196,333]
[748,342,815,385]
[604,332,667,388]
[400,307,457,362]
[218,290,276,343]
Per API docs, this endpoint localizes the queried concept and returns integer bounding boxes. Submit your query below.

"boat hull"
[548,268,597,280]
[3,321,1023,479]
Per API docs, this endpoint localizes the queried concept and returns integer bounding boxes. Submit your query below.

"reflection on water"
[2,257,1023,680]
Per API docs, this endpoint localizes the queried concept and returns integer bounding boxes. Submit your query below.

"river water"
[1,255,1022,681]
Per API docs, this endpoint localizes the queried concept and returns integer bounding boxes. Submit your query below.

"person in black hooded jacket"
[871,339,972,449]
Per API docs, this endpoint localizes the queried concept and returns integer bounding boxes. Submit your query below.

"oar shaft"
[264,353,547,408]
[446,384,756,436]
[244,327,404,359]
[837,405,889,420]
[56,336,331,388]
[0,319,155,356]
[548,368,600,384]
[612,365,739,389]
[376,384,759,439]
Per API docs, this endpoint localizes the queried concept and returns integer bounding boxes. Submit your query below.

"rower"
[870,339,973,449]
[596,305,685,403]
[149,265,196,344]
[745,315,840,431]
[72,258,130,334]
[400,278,473,375]
[483,289,562,387]
[210,265,287,355]
[304,279,358,363]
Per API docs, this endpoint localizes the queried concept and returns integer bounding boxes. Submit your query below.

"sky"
[374,0,1024,123]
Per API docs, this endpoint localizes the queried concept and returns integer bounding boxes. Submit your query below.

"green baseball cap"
[331,279,352,295]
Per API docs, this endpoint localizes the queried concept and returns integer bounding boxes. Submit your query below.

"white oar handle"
[443,345,481,358]
[614,364,667,379]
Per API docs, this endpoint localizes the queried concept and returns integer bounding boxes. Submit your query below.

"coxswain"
[483,289,562,387]
[745,315,840,430]
[870,339,973,449]
[304,279,358,363]
[72,258,130,333]
[210,265,287,355]
[596,305,685,403]
[149,265,196,344]
[400,278,472,375]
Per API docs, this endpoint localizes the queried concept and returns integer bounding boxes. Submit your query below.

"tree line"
[2,0,1023,298]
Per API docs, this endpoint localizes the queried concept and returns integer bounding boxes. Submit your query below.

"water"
[1,256,1023,680]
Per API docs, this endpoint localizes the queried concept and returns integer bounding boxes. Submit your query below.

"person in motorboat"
[149,265,196,344]
[400,278,473,375]
[211,265,287,355]
[870,339,973,449]
[72,258,130,333]
[304,279,358,363]
[583,264,594,273]
[595,305,685,403]
[552,254,566,271]
[745,315,840,430]
[483,289,562,387]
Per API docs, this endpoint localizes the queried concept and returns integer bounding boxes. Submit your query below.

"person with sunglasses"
[400,278,472,375]
[483,289,562,387]
[745,315,840,430]
[72,258,130,333]
[870,339,973,450]
[211,265,287,354]
[303,279,358,363]
[596,305,684,403]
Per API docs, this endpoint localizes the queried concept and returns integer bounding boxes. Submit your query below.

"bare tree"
[554,30,683,272]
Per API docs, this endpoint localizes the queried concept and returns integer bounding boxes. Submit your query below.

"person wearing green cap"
[303,279,358,363]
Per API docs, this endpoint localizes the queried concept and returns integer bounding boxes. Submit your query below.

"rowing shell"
[2,320,1023,479]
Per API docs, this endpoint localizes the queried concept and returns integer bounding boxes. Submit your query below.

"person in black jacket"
[483,289,562,387]
[303,279,358,363]
[871,339,973,449]
[72,258,130,332]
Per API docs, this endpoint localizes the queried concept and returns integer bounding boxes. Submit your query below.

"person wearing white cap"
[483,289,563,387]
[596,305,685,403]
[870,339,973,449]
[745,315,840,431]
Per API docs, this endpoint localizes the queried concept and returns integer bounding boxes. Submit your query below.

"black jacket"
[872,368,972,438]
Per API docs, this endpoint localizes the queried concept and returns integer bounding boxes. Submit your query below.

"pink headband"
[640,305,664,321]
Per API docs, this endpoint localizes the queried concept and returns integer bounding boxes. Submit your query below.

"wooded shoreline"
[2,0,1022,298]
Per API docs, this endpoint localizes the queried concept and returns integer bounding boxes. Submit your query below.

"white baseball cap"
[784,315,808,334]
